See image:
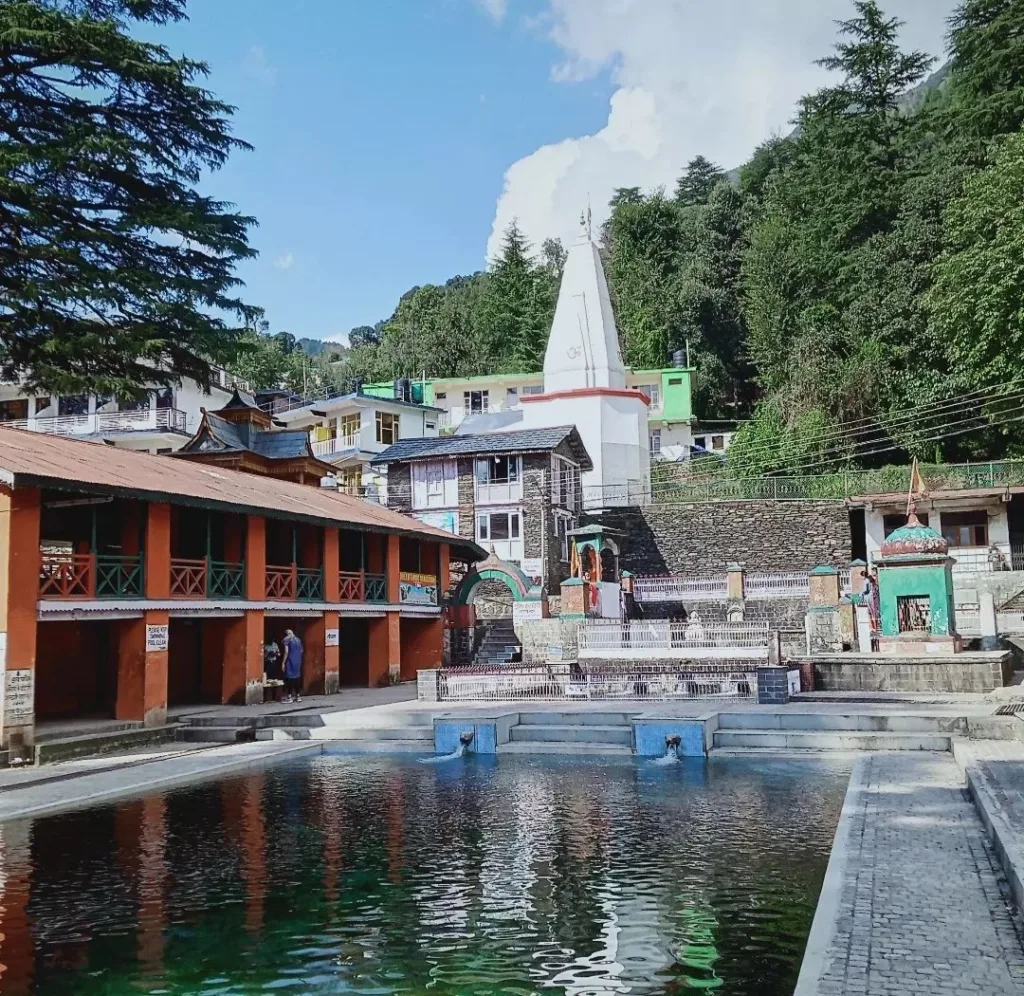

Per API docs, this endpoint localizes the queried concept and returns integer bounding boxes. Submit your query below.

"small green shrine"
[875,512,960,653]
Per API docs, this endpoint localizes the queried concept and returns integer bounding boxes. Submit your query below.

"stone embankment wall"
[586,501,851,575]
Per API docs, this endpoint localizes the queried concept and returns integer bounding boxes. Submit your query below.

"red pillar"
[386,534,400,604]
[0,487,40,750]
[324,528,339,602]
[144,502,171,599]
[222,611,264,705]
[115,609,169,727]
[440,542,451,598]
[136,796,167,977]
[368,613,400,688]
[246,515,266,600]
[303,615,326,695]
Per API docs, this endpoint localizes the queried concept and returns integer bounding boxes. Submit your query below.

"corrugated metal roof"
[0,428,484,559]
[372,425,593,470]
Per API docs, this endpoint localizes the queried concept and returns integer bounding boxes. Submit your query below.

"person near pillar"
[263,637,282,702]
[281,629,303,703]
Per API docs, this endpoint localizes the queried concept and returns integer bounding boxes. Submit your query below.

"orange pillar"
[386,534,400,604]
[222,611,264,705]
[246,515,266,600]
[0,488,41,751]
[116,609,169,726]
[222,775,266,937]
[368,614,399,688]
[324,528,339,602]
[144,502,171,598]
[303,615,326,695]
[134,796,168,978]
[324,609,339,694]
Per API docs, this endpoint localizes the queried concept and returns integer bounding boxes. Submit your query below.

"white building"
[0,373,235,454]
[273,392,442,494]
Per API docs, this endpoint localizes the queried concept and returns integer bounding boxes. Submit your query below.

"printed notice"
[145,624,169,653]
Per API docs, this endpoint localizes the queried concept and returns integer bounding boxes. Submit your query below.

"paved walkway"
[796,753,1024,995]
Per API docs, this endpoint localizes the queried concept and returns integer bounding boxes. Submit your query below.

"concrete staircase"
[712,712,957,752]
[474,618,519,665]
[252,709,436,752]
[502,711,634,754]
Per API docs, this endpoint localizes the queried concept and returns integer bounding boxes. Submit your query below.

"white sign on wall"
[4,668,33,725]
[519,558,543,581]
[513,600,544,624]
[325,628,340,648]
[145,624,169,653]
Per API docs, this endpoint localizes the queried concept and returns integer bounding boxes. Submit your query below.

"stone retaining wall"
[586,501,850,575]
[811,656,1012,693]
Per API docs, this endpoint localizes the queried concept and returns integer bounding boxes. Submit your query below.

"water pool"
[0,752,850,995]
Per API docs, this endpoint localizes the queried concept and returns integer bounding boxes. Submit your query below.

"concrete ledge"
[954,743,1024,914]
[793,757,867,996]
[0,742,321,823]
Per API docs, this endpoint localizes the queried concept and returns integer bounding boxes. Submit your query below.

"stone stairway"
[474,618,519,664]
[711,712,958,752]
[502,711,634,754]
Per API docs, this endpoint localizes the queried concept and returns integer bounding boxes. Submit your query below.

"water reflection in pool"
[0,752,849,995]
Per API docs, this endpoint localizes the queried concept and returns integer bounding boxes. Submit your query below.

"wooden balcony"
[338,570,388,603]
[265,565,324,601]
[39,552,144,599]
[169,558,245,599]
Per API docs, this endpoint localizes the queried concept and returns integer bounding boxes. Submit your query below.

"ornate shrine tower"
[518,214,651,505]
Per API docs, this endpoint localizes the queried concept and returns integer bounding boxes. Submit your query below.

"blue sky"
[156,0,953,344]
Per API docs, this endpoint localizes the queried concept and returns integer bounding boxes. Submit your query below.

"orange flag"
[907,458,927,515]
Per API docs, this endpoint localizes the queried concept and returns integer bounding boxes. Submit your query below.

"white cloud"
[473,0,507,21]
[245,44,277,85]
[273,251,294,270]
[487,0,954,260]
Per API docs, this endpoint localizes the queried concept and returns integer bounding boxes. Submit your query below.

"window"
[557,515,571,561]
[463,390,489,413]
[650,430,662,456]
[476,454,519,484]
[58,394,89,417]
[426,461,444,498]
[477,511,520,542]
[712,435,725,450]
[340,414,360,437]
[435,392,447,400]
[883,512,930,536]
[0,399,28,422]
[942,510,989,547]
[425,421,436,430]
[156,448,172,455]
[668,377,682,386]
[376,411,398,445]
[635,383,660,407]
[522,385,544,396]
[694,436,707,450]
[506,387,518,396]
[339,467,362,493]
[551,455,580,508]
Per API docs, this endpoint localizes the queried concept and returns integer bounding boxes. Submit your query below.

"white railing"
[949,547,999,574]
[475,479,523,505]
[3,408,188,437]
[745,572,809,600]
[633,575,728,603]
[951,606,1024,637]
[436,663,758,702]
[578,620,770,660]
[998,611,1024,634]
[311,433,360,458]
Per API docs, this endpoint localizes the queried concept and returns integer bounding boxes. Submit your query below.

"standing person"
[281,628,303,703]
[864,569,880,632]
[263,637,282,702]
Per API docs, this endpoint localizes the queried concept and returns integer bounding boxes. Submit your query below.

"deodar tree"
[0,0,257,397]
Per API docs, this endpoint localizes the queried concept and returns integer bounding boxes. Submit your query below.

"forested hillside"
[246,0,1024,476]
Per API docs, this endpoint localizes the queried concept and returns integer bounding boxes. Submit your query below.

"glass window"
[476,514,489,541]
[522,385,544,396]
[712,435,725,450]
[0,399,28,422]
[376,411,398,445]
[463,390,489,413]
[58,394,89,417]
[636,383,660,407]
[435,392,446,400]
[883,512,930,535]
[510,513,520,539]
[941,510,988,547]
[426,461,444,496]
[477,454,518,483]
[340,414,360,438]
[490,514,510,541]
[506,387,518,396]
[694,436,706,450]
[668,377,682,385]
[425,421,436,430]
[650,430,661,455]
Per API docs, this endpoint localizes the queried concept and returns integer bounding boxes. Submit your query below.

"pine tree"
[0,0,257,396]
[674,156,726,207]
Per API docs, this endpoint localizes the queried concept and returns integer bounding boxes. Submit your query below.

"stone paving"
[798,752,1024,995]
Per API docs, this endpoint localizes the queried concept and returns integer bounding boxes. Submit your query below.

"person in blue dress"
[281,628,303,703]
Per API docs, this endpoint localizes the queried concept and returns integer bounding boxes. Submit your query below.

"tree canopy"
[0,0,257,397]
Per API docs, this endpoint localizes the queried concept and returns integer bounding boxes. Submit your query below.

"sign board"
[4,669,33,725]
[520,558,543,582]
[787,669,801,695]
[512,600,544,624]
[325,628,340,648]
[548,645,563,661]
[145,624,169,653]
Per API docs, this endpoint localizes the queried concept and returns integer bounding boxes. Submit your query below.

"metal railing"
[633,575,728,603]
[436,663,758,702]
[578,620,770,660]
[6,407,188,437]
[744,572,809,600]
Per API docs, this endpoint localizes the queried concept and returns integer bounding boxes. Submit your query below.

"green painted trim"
[809,565,839,576]
[454,566,530,604]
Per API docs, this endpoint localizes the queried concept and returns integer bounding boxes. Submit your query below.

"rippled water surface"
[0,752,850,995]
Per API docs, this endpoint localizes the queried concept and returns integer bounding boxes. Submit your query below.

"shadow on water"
[0,752,851,996]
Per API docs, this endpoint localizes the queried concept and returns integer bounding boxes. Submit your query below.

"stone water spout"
[650,733,682,766]
[419,729,474,765]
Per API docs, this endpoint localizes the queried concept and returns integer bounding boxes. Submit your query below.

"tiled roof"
[372,425,593,470]
[179,413,322,462]
[0,428,484,559]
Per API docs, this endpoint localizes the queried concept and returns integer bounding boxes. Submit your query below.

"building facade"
[373,426,591,591]
[0,372,237,454]
[0,430,484,755]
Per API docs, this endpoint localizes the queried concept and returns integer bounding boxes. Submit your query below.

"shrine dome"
[880,513,949,559]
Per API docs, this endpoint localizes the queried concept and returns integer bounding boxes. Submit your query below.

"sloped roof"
[177,412,325,463]
[0,428,484,559]
[373,425,593,470]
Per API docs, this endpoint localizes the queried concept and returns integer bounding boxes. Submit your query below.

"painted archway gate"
[453,551,543,605]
